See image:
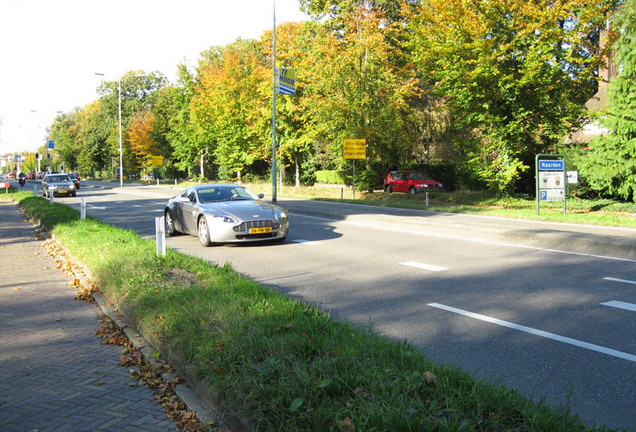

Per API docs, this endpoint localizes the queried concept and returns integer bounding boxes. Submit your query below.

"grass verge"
[6,188,617,431]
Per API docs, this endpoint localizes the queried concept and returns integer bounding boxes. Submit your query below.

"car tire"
[72,192,77,197]
[165,210,177,236]
[385,186,392,193]
[198,217,212,247]
[408,187,416,195]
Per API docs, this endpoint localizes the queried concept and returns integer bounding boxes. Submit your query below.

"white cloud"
[0,0,307,154]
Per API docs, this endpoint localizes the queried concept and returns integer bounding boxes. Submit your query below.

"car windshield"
[47,175,71,182]
[197,186,258,203]
[408,172,429,180]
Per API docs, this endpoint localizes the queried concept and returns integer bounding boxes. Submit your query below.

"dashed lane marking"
[427,302,636,363]
[601,301,636,312]
[603,277,636,286]
[400,261,448,272]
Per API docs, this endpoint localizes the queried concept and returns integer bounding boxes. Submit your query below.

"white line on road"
[603,277,636,286]
[400,261,448,272]
[293,214,636,264]
[291,239,321,246]
[601,301,636,312]
[427,302,636,363]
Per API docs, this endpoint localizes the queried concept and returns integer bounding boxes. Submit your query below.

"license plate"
[248,226,272,234]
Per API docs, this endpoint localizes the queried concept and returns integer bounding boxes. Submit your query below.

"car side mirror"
[258,193,264,199]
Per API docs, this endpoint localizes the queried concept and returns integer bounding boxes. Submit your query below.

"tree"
[581,0,636,200]
[299,6,418,178]
[405,0,618,193]
[192,39,270,180]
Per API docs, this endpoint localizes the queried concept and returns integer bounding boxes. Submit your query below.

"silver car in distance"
[164,184,289,246]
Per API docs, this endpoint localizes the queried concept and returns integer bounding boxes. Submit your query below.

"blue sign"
[540,190,547,201]
[48,140,55,150]
[539,159,564,171]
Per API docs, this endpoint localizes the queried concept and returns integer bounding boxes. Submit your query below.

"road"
[29,180,636,431]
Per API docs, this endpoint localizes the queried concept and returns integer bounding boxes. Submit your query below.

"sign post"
[536,154,567,216]
[343,139,366,200]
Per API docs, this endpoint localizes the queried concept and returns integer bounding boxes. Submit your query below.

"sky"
[0,0,308,156]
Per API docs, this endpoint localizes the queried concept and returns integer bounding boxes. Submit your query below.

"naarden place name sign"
[343,139,366,160]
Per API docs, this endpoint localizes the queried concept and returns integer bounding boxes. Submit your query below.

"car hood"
[200,200,285,220]
[46,181,74,186]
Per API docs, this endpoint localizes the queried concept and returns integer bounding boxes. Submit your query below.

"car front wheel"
[198,217,212,247]
[408,187,416,195]
[165,210,177,236]
[384,185,392,193]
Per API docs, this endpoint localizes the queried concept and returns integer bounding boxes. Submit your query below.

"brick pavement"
[0,200,179,432]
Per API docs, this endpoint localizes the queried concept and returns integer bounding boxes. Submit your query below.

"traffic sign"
[48,140,55,150]
[540,189,564,201]
[343,139,366,159]
[539,159,564,170]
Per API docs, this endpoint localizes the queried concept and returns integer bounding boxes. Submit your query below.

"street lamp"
[95,72,147,188]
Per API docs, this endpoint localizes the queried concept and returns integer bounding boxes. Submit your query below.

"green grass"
[3,187,620,431]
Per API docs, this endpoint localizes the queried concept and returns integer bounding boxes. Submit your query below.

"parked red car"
[384,170,443,194]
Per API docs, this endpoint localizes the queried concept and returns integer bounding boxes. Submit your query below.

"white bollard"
[426,191,429,207]
[33,185,37,197]
[49,190,54,204]
[80,198,86,220]
[155,216,166,257]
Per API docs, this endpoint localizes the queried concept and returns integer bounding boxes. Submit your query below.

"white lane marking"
[603,277,636,286]
[427,302,636,363]
[601,301,636,312]
[293,214,636,264]
[400,261,448,272]
[292,239,321,246]
[87,205,106,210]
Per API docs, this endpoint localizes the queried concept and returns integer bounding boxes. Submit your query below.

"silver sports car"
[164,184,289,246]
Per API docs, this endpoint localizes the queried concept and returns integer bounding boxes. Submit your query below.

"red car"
[384,170,443,194]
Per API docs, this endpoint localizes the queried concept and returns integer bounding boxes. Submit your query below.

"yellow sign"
[151,156,164,166]
[343,139,366,159]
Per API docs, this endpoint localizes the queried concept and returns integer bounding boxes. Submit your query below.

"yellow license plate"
[248,226,272,234]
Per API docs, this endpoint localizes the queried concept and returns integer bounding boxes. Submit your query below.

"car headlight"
[69,184,75,189]
[211,215,235,223]
[48,185,57,190]
[274,211,288,221]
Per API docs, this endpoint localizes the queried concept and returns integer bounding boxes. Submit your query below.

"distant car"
[68,173,80,189]
[384,170,443,194]
[164,184,289,246]
[42,174,76,198]
[6,172,15,179]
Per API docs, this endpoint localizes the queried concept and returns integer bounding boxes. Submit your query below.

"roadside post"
[536,154,566,216]
[33,185,37,197]
[2,182,9,194]
[80,198,86,220]
[155,216,166,257]
[49,189,54,204]
[343,139,367,200]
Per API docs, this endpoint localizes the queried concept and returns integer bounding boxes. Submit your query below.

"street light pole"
[118,77,123,188]
[96,72,147,188]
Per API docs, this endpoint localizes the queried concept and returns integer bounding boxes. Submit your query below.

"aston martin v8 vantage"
[164,184,289,246]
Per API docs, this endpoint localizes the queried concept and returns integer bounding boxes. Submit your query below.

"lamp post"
[95,73,124,188]
[95,72,147,188]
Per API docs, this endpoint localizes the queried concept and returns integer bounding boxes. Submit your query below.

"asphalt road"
[32,180,636,431]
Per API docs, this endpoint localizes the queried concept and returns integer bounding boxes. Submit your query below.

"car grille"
[233,220,280,232]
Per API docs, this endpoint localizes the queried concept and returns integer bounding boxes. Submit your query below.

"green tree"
[193,40,270,180]
[581,0,636,200]
[405,0,617,193]
[299,6,418,177]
